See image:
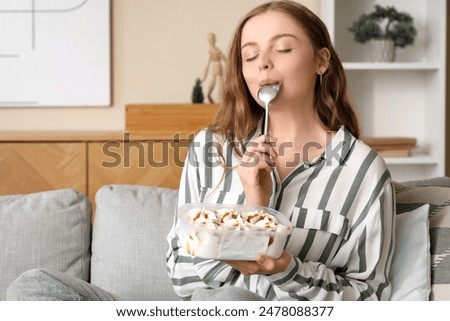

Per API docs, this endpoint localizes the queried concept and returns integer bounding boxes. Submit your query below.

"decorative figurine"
[191,78,204,103]
[201,33,226,103]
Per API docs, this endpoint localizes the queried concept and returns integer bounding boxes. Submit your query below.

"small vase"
[368,39,396,62]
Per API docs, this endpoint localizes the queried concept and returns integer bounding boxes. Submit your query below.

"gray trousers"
[6,268,265,301]
[6,268,119,301]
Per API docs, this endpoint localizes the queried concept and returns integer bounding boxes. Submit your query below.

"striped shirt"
[166,124,395,301]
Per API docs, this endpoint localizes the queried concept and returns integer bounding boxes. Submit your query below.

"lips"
[259,79,281,86]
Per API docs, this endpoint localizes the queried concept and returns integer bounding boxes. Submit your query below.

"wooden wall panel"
[0,143,86,195]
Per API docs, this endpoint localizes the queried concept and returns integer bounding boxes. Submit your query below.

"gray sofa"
[1,178,449,301]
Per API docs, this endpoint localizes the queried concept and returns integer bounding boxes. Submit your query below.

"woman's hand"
[238,134,278,206]
[223,251,292,276]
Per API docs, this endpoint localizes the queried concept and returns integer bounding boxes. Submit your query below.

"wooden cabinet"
[0,133,189,208]
[0,104,217,208]
[87,140,189,203]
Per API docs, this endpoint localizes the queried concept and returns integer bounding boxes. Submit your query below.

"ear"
[316,48,331,75]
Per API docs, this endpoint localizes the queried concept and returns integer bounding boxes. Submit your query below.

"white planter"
[369,39,396,62]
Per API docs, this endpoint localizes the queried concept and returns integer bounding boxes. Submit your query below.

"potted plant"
[348,5,417,62]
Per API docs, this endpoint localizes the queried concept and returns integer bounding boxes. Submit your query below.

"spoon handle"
[264,102,269,135]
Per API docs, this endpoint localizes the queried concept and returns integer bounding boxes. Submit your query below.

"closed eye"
[245,54,259,62]
[276,48,292,53]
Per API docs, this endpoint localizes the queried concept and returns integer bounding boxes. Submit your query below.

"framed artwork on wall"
[0,0,110,107]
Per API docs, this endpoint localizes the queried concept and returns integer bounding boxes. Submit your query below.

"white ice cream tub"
[177,203,293,260]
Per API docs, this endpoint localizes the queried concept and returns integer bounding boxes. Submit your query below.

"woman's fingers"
[237,134,278,206]
[223,251,292,276]
[241,134,277,170]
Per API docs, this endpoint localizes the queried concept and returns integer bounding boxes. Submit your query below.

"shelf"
[383,154,440,165]
[343,62,440,71]
[327,0,446,180]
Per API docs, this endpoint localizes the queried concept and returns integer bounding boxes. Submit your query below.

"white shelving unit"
[319,0,446,181]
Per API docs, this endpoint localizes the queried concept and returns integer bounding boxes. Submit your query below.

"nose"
[258,51,273,70]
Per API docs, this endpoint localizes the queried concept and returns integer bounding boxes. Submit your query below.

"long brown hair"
[208,0,360,141]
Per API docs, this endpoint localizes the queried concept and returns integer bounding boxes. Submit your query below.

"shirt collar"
[321,126,355,167]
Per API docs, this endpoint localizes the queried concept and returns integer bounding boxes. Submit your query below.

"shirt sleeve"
[264,179,396,300]
[166,133,236,300]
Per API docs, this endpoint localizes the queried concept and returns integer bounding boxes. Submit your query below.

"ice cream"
[179,205,292,260]
[187,207,285,231]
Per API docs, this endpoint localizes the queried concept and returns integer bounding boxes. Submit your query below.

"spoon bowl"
[257,83,281,134]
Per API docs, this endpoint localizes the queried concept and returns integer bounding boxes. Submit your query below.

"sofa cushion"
[91,184,179,300]
[0,189,91,300]
[394,178,450,301]
[390,204,430,300]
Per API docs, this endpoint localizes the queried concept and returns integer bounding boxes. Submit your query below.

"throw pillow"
[91,184,180,300]
[428,203,450,300]
[0,189,92,300]
[390,204,430,300]
[394,180,450,301]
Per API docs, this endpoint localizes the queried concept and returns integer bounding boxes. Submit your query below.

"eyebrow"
[241,33,298,50]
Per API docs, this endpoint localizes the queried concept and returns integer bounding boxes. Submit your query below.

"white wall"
[0,0,319,131]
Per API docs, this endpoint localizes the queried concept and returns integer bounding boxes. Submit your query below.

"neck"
[268,103,325,142]
[267,104,332,180]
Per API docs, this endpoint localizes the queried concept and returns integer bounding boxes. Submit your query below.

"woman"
[166,1,395,301]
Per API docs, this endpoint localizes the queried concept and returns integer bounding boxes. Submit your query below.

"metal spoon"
[257,83,281,134]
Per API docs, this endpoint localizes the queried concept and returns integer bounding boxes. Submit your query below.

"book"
[362,137,416,157]
[376,148,412,157]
